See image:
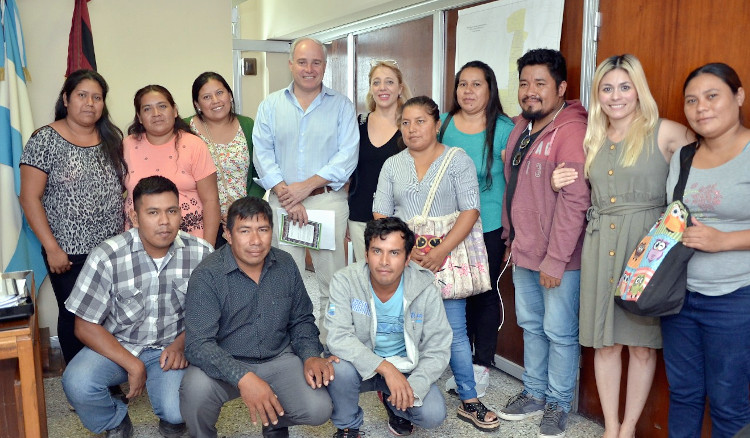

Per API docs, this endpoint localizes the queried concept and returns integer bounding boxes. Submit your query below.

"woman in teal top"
[439,60,513,368]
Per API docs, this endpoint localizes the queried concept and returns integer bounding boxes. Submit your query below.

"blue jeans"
[328,360,446,430]
[662,286,750,438]
[443,298,477,400]
[513,267,580,412]
[62,346,185,433]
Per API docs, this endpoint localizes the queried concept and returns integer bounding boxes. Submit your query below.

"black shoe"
[380,393,414,436]
[332,429,364,438]
[109,385,128,404]
[106,413,133,438]
[262,425,290,437]
[158,419,187,438]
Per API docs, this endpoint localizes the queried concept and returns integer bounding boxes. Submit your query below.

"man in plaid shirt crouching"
[62,176,213,438]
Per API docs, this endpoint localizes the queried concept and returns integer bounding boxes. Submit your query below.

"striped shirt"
[373,146,480,220]
[65,228,213,356]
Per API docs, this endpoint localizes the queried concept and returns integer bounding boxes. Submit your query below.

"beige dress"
[578,120,665,349]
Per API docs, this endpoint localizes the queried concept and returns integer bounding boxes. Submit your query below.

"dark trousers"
[466,227,504,367]
[662,286,750,438]
[179,349,332,437]
[42,250,87,364]
[214,223,227,249]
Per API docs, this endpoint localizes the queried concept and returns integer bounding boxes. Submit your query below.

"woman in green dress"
[553,54,693,437]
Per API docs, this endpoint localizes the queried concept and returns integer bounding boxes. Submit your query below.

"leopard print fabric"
[20,126,125,254]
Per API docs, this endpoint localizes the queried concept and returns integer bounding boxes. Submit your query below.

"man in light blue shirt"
[252,36,359,344]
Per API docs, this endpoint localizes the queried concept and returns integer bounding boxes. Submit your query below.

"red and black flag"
[66,0,96,75]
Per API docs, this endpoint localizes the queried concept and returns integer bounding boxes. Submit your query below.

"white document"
[276,208,336,250]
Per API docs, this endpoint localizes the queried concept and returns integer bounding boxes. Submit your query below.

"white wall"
[255,0,425,39]
[19,0,233,130]
[17,0,234,334]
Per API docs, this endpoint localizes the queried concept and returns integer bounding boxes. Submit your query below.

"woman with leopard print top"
[19,70,127,364]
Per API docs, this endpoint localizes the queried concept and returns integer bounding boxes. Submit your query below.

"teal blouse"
[438,113,513,232]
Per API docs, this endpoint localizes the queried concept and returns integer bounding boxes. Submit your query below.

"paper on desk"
[276,208,336,250]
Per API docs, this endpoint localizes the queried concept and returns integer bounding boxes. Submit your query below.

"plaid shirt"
[66,228,212,356]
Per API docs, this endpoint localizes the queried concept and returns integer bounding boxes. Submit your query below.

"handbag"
[406,147,491,300]
[614,143,697,317]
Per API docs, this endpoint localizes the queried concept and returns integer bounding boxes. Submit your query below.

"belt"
[585,203,662,233]
[310,186,333,196]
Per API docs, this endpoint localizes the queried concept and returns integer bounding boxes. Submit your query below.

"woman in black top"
[348,60,411,261]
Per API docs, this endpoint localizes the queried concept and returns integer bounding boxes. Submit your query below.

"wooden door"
[577,1,750,436]
[324,37,349,95]
[354,16,434,115]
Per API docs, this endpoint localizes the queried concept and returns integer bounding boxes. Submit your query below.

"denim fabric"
[662,286,750,438]
[328,360,446,430]
[513,267,580,412]
[62,347,185,433]
[443,298,478,400]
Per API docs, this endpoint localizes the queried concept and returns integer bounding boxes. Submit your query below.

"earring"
[197,108,202,114]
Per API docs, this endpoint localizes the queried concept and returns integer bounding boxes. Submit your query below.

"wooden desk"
[0,314,48,438]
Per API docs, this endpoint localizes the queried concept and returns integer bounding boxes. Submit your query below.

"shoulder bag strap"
[438,113,453,143]
[672,142,698,201]
[419,147,459,218]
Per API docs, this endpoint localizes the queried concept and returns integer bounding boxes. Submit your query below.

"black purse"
[614,143,697,317]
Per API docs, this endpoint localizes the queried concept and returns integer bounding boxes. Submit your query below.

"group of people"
[16,32,750,438]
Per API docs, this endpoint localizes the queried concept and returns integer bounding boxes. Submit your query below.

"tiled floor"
[44,271,604,437]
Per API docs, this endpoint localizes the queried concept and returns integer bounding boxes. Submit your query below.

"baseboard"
[493,354,524,380]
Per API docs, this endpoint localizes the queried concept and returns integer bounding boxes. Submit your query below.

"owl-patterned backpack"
[614,143,698,317]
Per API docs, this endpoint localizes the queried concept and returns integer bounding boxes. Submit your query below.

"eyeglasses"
[369,59,399,67]
[512,134,532,167]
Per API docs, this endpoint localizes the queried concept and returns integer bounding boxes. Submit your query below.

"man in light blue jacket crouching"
[325,217,452,438]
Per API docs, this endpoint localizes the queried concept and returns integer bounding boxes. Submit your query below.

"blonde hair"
[584,54,658,177]
[365,61,411,112]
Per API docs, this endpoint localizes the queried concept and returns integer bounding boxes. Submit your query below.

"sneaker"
[262,425,290,437]
[380,393,414,436]
[498,391,545,421]
[538,402,568,438]
[158,419,187,438]
[332,428,365,438]
[106,413,133,438]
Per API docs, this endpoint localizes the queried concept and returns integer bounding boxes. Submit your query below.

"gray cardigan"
[325,260,452,405]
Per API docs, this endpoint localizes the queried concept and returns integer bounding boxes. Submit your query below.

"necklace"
[198,118,234,211]
[200,118,215,144]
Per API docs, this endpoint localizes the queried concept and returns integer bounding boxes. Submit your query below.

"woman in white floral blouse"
[186,72,266,247]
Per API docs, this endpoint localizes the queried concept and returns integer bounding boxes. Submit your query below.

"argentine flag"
[1,0,46,290]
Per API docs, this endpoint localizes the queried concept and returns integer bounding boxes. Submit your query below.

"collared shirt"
[252,82,359,191]
[65,228,213,356]
[184,245,322,386]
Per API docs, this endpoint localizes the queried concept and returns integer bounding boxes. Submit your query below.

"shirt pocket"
[170,278,189,312]
[113,287,146,326]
